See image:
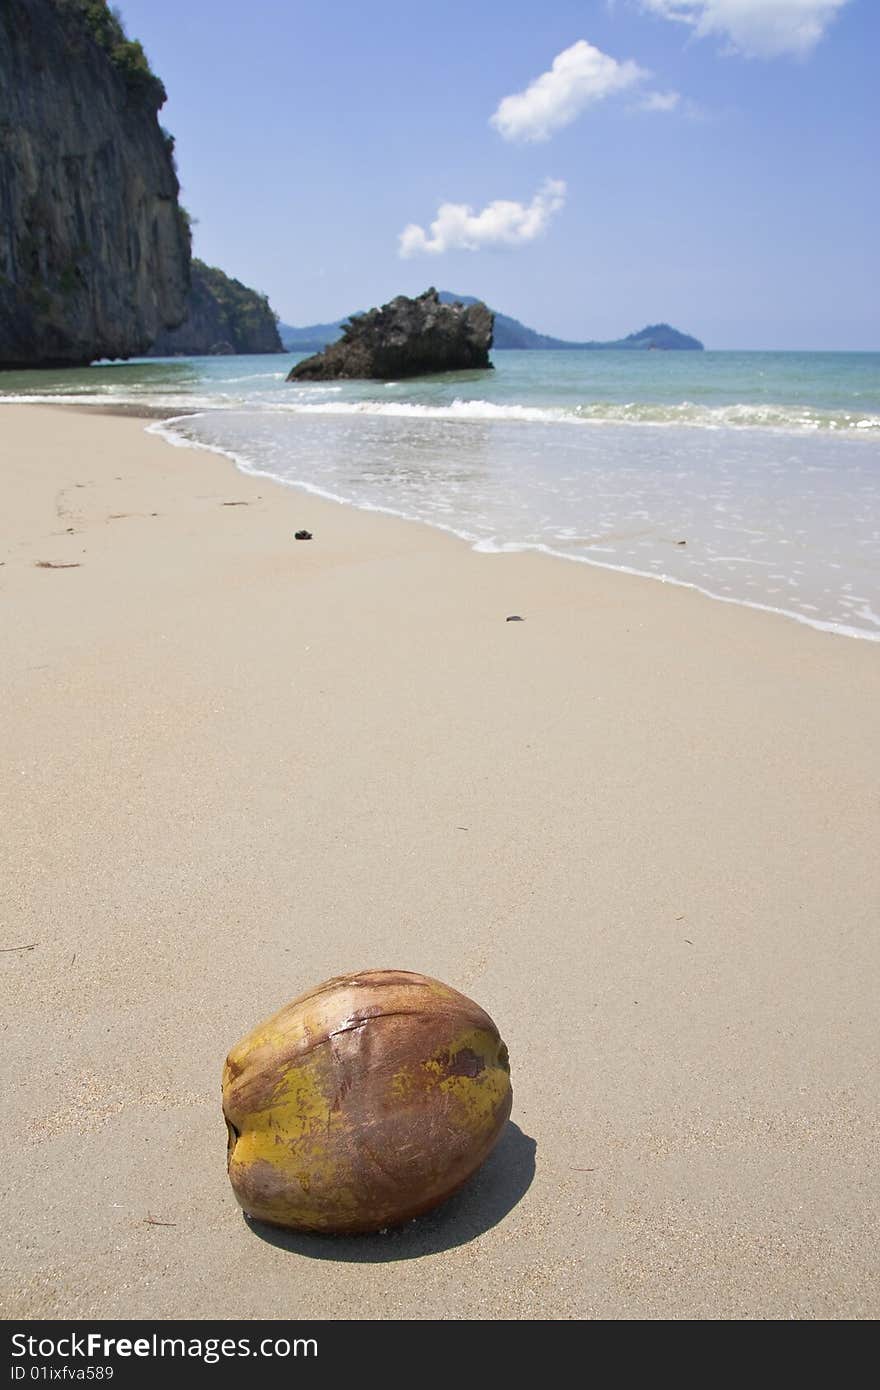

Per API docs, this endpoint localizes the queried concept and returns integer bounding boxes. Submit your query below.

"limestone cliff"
[148,260,282,356]
[288,289,494,381]
[0,0,190,366]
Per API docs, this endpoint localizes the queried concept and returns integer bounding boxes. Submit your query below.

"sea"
[2,348,878,640]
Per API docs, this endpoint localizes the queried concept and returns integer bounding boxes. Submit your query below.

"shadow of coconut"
[245,1121,536,1262]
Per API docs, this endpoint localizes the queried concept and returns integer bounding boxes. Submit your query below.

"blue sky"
[116,0,878,348]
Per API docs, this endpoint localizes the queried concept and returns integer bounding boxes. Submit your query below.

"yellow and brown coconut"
[223,969,512,1234]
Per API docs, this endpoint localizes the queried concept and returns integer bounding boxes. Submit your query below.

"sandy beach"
[2,403,878,1320]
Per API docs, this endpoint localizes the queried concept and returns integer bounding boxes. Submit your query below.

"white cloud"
[490,39,647,143]
[639,0,851,59]
[639,89,681,111]
[398,179,567,258]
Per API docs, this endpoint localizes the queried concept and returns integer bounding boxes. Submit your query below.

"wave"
[0,392,237,410]
[278,397,878,433]
[207,371,288,384]
[3,392,878,434]
[269,396,880,434]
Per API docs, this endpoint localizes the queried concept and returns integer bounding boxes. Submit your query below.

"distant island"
[280,293,703,354]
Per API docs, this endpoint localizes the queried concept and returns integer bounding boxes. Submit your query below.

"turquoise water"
[2,349,879,638]
[2,349,879,427]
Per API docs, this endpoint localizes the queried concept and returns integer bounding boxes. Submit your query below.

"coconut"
[223,969,512,1234]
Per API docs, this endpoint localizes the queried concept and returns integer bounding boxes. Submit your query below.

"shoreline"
[148,407,880,645]
[2,404,879,1319]
[13,396,872,644]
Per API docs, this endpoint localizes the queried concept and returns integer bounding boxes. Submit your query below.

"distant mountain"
[436,294,703,351]
[278,295,703,354]
[277,318,355,355]
[591,323,704,351]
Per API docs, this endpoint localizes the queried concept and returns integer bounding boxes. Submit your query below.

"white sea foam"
[281,398,560,423]
[4,390,878,435]
[144,412,880,643]
[210,371,288,384]
[275,395,880,435]
[0,392,232,410]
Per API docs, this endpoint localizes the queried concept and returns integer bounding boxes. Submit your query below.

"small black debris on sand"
[506,614,524,622]
[295,530,313,541]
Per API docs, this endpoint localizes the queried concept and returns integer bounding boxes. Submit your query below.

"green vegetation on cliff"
[198,262,280,347]
[148,260,283,356]
[62,1,165,103]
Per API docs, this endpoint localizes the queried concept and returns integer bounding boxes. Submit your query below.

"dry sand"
[1,403,878,1320]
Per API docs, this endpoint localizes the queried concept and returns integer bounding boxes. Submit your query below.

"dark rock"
[294,530,313,541]
[148,260,283,357]
[0,0,190,367]
[287,288,493,382]
[506,615,525,622]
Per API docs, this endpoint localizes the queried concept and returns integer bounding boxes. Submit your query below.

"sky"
[115,0,879,349]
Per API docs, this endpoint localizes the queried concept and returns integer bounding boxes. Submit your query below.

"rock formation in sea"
[147,260,283,356]
[0,0,191,367]
[280,297,704,353]
[287,289,494,381]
